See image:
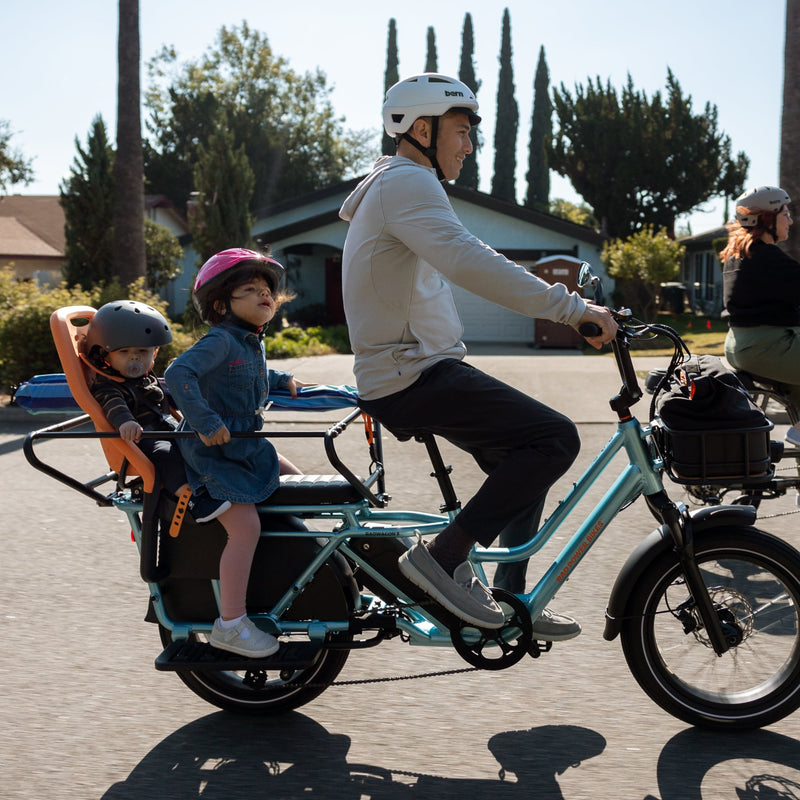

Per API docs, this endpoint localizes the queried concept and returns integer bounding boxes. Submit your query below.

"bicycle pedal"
[527,640,553,659]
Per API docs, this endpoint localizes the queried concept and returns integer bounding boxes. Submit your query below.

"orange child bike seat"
[49,306,157,493]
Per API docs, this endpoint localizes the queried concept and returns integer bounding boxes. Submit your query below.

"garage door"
[449,283,534,343]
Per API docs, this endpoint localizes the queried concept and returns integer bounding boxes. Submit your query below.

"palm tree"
[780,0,800,260]
[113,0,145,285]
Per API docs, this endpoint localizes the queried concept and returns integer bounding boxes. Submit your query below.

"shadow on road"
[100,712,800,799]
[100,713,606,799]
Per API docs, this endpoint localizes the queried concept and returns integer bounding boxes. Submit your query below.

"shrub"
[0,267,351,393]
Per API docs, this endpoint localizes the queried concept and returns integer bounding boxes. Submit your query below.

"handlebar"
[578,322,603,338]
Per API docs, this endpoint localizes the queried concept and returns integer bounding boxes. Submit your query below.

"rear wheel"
[621,526,800,730]
[158,624,351,715]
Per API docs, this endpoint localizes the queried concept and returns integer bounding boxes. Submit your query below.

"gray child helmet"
[86,300,173,355]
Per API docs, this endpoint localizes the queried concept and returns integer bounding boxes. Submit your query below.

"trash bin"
[659,282,687,314]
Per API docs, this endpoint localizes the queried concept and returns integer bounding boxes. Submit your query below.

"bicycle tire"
[158,623,352,715]
[620,525,800,730]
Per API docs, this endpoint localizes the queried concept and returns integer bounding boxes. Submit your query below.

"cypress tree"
[382,18,399,156]
[425,26,437,72]
[456,12,481,189]
[491,8,518,202]
[524,45,551,210]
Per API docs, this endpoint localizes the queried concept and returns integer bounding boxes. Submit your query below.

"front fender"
[603,504,758,641]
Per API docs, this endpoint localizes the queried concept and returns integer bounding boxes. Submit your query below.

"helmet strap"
[401,116,445,180]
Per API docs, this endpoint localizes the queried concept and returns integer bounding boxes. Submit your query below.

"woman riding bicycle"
[721,185,800,446]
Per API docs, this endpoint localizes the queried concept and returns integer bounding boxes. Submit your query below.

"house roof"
[0,217,62,259]
[0,195,65,256]
[679,225,727,250]
[252,177,606,246]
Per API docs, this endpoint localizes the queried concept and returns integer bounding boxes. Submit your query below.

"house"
[0,195,65,284]
[242,179,609,344]
[6,182,608,345]
[677,226,728,316]
[0,193,193,290]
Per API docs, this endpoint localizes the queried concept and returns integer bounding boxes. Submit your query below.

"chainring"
[450,588,534,670]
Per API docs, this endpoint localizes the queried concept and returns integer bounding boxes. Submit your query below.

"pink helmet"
[192,248,285,320]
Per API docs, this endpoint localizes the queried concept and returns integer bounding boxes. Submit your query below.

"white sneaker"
[785,427,800,448]
[209,617,279,658]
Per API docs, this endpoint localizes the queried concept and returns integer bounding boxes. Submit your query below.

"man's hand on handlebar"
[575,303,618,349]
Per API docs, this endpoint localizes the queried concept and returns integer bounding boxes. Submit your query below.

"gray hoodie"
[339,156,587,400]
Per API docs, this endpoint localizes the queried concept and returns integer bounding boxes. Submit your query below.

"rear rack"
[23,407,388,509]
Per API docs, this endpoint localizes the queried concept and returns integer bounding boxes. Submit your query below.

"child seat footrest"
[155,638,324,671]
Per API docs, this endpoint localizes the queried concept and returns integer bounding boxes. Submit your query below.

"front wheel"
[620,526,800,730]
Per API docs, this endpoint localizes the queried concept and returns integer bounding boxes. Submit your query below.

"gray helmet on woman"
[734,186,791,227]
[382,73,481,180]
[86,300,173,354]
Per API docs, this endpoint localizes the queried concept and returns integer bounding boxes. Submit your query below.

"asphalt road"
[3,351,800,799]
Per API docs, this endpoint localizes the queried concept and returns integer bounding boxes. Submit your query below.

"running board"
[155,638,324,672]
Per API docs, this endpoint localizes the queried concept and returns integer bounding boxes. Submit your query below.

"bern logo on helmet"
[444,90,465,98]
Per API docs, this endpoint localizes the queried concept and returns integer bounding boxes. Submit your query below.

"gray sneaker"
[532,607,581,641]
[398,540,505,628]
[209,617,280,658]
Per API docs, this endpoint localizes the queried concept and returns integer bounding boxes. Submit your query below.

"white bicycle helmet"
[383,73,480,181]
[383,73,480,137]
[734,186,791,227]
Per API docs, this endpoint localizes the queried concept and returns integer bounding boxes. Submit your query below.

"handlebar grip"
[578,322,603,337]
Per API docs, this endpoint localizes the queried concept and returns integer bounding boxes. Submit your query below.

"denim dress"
[164,322,291,504]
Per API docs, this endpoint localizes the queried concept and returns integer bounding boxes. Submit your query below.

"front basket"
[652,419,774,485]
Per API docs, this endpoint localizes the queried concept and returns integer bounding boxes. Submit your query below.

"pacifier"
[121,359,148,379]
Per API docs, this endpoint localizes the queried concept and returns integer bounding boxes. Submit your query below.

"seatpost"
[415,434,461,514]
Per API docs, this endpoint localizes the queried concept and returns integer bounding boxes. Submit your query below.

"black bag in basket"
[650,354,773,483]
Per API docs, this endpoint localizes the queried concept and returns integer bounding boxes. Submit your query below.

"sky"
[0,0,788,236]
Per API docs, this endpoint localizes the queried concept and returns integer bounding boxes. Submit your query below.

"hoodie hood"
[339,156,435,222]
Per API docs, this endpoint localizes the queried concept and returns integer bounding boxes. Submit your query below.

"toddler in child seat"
[85,300,230,525]
[165,248,308,658]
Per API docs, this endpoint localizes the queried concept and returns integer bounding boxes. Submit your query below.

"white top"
[339,156,587,400]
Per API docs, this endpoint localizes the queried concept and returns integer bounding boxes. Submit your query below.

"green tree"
[425,26,437,72]
[491,8,518,201]
[548,198,598,229]
[114,0,145,286]
[0,120,34,193]
[456,12,481,190]
[144,22,373,214]
[551,70,749,239]
[382,18,400,157]
[60,116,116,288]
[525,46,551,210]
[602,226,685,319]
[144,218,183,290]
[189,118,255,264]
[781,0,800,261]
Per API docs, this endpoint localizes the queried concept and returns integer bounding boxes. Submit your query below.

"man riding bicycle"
[339,73,616,634]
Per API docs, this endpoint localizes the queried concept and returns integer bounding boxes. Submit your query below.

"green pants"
[725,326,800,411]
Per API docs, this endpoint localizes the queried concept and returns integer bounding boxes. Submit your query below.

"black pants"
[359,359,580,591]
[138,437,187,495]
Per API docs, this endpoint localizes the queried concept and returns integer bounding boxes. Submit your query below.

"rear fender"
[603,504,757,641]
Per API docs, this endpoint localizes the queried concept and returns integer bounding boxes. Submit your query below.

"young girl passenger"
[165,248,304,658]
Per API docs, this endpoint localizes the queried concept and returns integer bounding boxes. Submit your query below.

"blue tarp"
[13,374,360,414]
